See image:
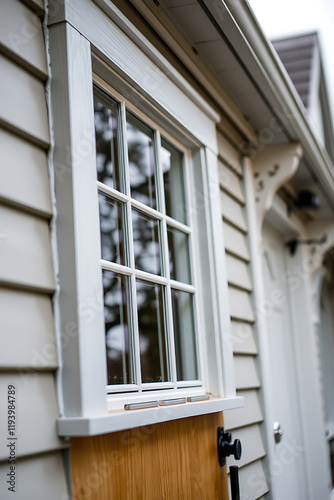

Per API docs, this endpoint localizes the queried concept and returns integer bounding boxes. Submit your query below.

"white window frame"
[48,0,242,436]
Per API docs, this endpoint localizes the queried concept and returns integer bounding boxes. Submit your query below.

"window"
[94,84,204,408]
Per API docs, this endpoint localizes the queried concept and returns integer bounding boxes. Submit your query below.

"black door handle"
[230,466,240,500]
[217,427,242,467]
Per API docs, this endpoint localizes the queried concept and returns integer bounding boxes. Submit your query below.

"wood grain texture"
[71,412,229,500]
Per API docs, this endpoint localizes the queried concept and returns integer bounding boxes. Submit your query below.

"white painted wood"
[223,221,250,262]
[0,129,52,216]
[236,460,269,500]
[22,0,45,11]
[0,206,54,291]
[253,143,302,234]
[226,253,252,291]
[0,288,57,369]
[221,191,248,233]
[234,356,260,390]
[0,55,49,147]
[0,373,65,461]
[0,0,47,79]
[218,160,245,204]
[204,148,237,398]
[57,396,244,436]
[48,0,219,153]
[225,389,263,430]
[228,287,255,322]
[0,452,68,500]
[217,132,243,176]
[49,22,108,418]
[230,321,257,355]
[227,424,266,468]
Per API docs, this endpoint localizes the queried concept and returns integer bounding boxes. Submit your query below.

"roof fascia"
[208,0,334,208]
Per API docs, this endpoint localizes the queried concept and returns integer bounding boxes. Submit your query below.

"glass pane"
[168,226,191,284]
[98,193,125,265]
[126,112,156,208]
[171,289,198,381]
[94,90,121,191]
[136,280,168,383]
[132,208,161,275]
[161,138,186,224]
[103,271,132,385]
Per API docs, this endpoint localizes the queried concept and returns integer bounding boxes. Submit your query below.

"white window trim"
[48,0,242,436]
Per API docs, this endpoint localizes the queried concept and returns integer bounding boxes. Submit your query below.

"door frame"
[245,184,330,499]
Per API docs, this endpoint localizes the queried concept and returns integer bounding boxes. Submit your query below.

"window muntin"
[94,85,201,396]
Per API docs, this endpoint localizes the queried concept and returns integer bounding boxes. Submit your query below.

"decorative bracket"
[253,143,302,233]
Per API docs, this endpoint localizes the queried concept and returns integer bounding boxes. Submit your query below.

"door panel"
[262,221,308,500]
[71,412,228,499]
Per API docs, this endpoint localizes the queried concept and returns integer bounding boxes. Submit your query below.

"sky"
[247,0,334,122]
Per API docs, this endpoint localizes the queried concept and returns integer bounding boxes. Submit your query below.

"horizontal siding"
[217,132,242,176]
[219,130,267,500]
[228,287,255,322]
[0,373,65,461]
[223,221,250,262]
[0,205,55,292]
[0,8,68,496]
[218,160,245,204]
[0,54,49,147]
[221,190,247,233]
[226,253,252,291]
[227,424,266,468]
[230,321,258,355]
[237,460,269,499]
[0,451,68,500]
[225,389,263,430]
[0,288,57,369]
[0,0,48,79]
[0,129,52,216]
[234,355,260,390]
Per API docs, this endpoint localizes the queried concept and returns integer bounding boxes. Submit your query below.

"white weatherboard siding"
[218,131,269,499]
[0,1,68,498]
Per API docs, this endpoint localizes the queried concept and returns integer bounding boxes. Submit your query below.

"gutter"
[204,0,334,210]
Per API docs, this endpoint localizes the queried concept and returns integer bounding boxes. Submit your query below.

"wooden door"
[262,221,308,500]
[70,412,229,499]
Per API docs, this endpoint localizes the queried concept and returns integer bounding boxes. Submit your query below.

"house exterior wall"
[0,1,68,498]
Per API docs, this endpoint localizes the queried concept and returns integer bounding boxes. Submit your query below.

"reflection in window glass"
[161,138,186,224]
[132,209,161,275]
[94,90,120,191]
[126,112,156,208]
[136,280,168,383]
[171,289,198,381]
[98,194,125,265]
[103,271,132,385]
[168,226,191,284]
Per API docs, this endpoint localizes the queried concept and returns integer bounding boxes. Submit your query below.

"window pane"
[168,226,191,284]
[171,289,198,381]
[98,193,125,265]
[103,271,132,386]
[94,91,121,191]
[136,280,168,383]
[126,112,156,208]
[132,208,161,275]
[161,138,186,224]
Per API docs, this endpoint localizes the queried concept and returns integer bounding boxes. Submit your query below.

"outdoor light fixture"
[294,190,321,210]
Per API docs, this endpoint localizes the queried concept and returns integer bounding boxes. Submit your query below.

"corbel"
[253,143,302,233]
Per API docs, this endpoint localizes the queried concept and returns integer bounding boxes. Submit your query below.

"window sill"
[57,396,244,437]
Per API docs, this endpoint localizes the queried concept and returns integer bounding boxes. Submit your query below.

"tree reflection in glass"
[94,90,121,191]
[161,138,186,224]
[171,289,198,381]
[136,280,168,383]
[98,193,125,265]
[132,208,161,275]
[126,112,156,208]
[103,270,132,386]
[167,226,191,284]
